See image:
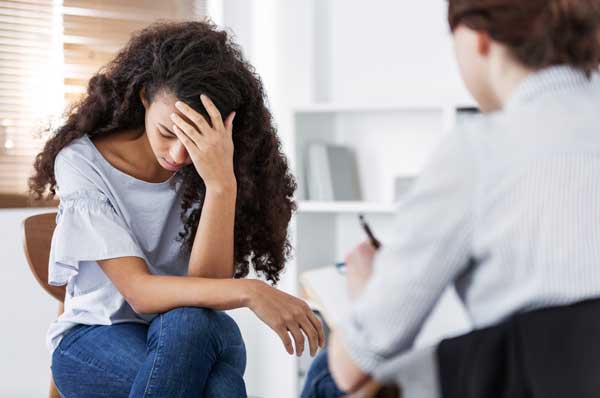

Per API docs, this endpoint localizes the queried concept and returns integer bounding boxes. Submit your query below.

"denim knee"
[160,307,244,350]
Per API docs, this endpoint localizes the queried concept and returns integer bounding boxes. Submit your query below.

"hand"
[245,279,326,357]
[170,94,236,190]
[344,240,377,300]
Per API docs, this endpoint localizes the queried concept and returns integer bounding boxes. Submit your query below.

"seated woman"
[29,20,324,398]
[302,0,600,397]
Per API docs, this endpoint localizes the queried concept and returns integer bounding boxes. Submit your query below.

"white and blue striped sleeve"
[339,127,478,374]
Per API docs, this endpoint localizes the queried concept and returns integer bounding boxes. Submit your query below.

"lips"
[162,157,183,171]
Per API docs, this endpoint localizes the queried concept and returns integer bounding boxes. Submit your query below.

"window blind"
[62,0,207,104]
[0,0,206,207]
[0,0,62,206]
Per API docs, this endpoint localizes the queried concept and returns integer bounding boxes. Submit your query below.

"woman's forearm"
[133,274,251,314]
[187,182,237,278]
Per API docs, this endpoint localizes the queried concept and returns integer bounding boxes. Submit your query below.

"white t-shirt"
[46,134,190,354]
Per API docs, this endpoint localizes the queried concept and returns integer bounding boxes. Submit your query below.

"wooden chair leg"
[49,374,61,398]
[49,302,64,398]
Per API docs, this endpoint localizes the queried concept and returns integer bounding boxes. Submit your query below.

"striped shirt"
[340,66,600,394]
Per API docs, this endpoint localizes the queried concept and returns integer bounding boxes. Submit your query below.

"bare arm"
[329,330,371,392]
[168,95,239,279]
[98,255,248,314]
[187,184,237,279]
[97,255,326,356]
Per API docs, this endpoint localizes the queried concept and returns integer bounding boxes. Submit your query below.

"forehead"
[150,91,194,124]
[150,91,176,113]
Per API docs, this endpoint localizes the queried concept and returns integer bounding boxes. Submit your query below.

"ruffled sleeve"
[48,152,145,286]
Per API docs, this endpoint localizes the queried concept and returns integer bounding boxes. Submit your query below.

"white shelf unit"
[288,103,473,392]
[297,200,397,214]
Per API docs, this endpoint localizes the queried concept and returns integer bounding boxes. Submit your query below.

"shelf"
[293,101,477,114]
[296,200,397,214]
[293,102,446,114]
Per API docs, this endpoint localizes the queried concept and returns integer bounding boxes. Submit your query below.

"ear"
[476,31,492,56]
[139,87,148,109]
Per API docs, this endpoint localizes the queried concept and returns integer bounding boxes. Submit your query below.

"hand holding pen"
[336,213,381,272]
[338,213,382,299]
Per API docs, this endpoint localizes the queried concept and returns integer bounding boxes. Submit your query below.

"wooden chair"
[22,212,64,398]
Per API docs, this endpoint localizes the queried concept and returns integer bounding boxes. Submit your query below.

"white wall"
[0,208,61,397]
[325,0,471,104]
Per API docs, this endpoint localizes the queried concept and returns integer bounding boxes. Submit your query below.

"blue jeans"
[51,307,247,398]
[301,349,346,398]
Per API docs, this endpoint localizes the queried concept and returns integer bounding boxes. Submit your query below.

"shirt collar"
[504,65,592,111]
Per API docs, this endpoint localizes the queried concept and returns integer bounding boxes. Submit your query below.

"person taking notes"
[302,0,600,396]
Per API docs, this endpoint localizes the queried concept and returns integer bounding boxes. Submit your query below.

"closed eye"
[158,123,176,138]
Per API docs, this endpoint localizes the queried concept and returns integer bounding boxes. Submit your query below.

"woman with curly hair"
[29,20,324,397]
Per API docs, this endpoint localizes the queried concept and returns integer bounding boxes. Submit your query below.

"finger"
[299,316,320,357]
[287,323,305,357]
[171,113,202,147]
[200,94,225,131]
[306,309,326,348]
[174,101,212,135]
[224,111,236,136]
[275,328,294,355]
[360,240,377,253]
[171,124,196,153]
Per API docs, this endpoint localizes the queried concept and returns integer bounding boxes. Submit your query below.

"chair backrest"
[22,212,65,303]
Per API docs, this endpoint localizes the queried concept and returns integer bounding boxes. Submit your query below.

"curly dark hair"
[28,20,297,285]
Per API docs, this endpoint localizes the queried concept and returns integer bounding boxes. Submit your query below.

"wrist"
[240,279,263,309]
[206,179,237,196]
[238,279,256,309]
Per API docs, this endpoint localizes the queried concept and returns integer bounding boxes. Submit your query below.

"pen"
[335,213,381,271]
[358,213,381,249]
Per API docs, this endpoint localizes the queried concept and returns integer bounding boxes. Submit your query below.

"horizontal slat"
[62,6,169,22]
[63,14,149,33]
[0,149,44,156]
[66,0,180,11]
[0,104,52,112]
[0,73,50,83]
[1,147,44,154]
[0,1,53,15]
[0,7,54,21]
[0,37,54,50]
[0,164,39,171]
[0,135,46,144]
[0,13,54,27]
[0,116,50,125]
[1,0,53,7]
[0,51,49,63]
[64,77,89,86]
[0,26,54,42]
[0,20,52,35]
[0,146,49,154]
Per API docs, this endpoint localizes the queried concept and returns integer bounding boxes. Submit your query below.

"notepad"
[300,266,352,328]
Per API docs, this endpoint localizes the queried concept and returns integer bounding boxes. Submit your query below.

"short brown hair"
[448,0,600,76]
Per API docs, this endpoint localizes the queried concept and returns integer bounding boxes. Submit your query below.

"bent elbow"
[124,285,150,315]
[130,303,146,315]
[329,335,370,393]
[127,296,148,315]
[332,368,362,393]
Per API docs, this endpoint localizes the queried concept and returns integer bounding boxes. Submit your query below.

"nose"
[169,140,188,164]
